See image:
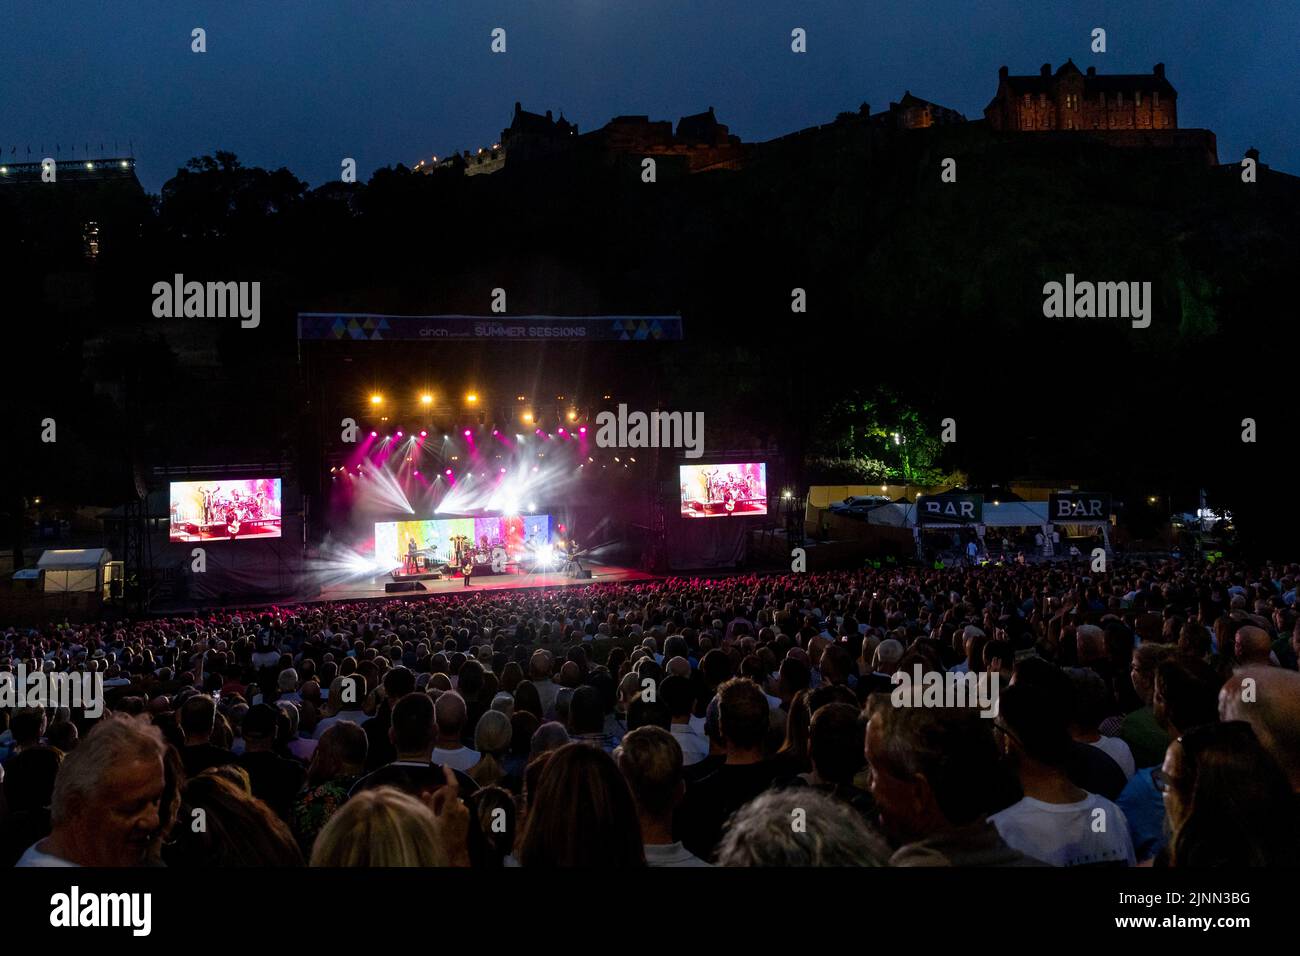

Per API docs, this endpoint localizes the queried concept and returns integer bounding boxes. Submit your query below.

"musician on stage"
[405,536,419,574]
[463,554,474,587]
[198,486,216,526]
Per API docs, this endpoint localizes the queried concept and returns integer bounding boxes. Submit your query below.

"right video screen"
[679,463,768,518]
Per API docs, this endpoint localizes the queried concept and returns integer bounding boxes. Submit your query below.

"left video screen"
[169,478,283,541]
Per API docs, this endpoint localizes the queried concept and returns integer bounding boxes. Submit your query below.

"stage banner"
[1049,492,1112,521]
[298,314,683,342]
[916,493,983,525]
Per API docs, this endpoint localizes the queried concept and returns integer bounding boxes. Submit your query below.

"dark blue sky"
[4,1,1296,193]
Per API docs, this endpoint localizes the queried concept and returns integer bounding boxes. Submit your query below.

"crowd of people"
[2,557,1299,867]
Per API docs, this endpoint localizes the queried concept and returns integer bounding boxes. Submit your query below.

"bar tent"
[37,548,112,594]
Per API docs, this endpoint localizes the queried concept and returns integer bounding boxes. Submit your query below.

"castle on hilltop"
[419,60,1227,178]
[426,101,746,178]
[985,60,1178,131]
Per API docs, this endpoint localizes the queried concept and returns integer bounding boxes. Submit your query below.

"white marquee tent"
[36,548,113,595]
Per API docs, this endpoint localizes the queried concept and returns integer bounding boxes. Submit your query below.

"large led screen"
[170,478,283,542]
[375,514,552,567]
[679,463,767,518]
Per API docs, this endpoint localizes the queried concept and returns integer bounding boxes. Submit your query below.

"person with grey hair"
[1074,624,1107,665]
[642,635,663,664]
[276,668,302,704]
[858,638,905,698]
[18,715,167,867]
[949,626,986,675]
[490,692,515,719]
[529,721,570,761]
[714,787,890,867]
[864,697,1041,866]
[872,638,904,674]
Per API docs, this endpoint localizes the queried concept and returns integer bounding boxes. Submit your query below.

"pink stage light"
[370,431,377,438]
[558,427,566,435]
[445,468,453,475]
[396,430,403,438]
[579,426,587,434]
[419,430,427,437]
[463,429,471,437]
[492,429,499,436]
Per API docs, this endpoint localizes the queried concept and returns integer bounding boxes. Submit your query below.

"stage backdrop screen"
[679,463,768,518]
[169,479,283,542]
[375,514,551,567]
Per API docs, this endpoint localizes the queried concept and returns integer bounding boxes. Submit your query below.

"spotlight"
[527,501,536,511]
[370,394,383,405]
[568,410,577,421]
[419,430,427,437]
[370,431,377,438]
[445,468,453,475]
[492,429,499,436]
[523,412,534,424]
[465,392,478,404]
[579,426,587,434]
[420,393,433,405]
[463,429,471,437]
[558,427,566,435]
[414,469,420,475]
[443,434,449,440]
[396,430,403,438]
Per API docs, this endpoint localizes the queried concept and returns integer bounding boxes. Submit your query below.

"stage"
[314,561,658,602]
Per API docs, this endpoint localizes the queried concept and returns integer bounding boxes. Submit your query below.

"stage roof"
[37,548,111,569]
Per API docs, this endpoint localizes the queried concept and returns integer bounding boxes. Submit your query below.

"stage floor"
[314,562,658,603]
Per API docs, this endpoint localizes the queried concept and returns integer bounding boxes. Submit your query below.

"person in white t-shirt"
[1066,666,1137,779]
[614,726,709,867]
[313,674,369,739]
[990,682,1135,867]
[660,674,710,766]
[431,691,480,772]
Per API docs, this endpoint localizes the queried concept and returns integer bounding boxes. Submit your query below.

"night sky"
[3,1,1297,193]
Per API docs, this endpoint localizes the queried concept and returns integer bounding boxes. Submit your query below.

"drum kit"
[705,473,759,513]
[449,534,509,575]
[200,488,274,537]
